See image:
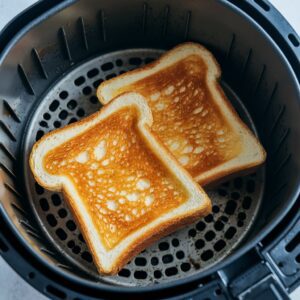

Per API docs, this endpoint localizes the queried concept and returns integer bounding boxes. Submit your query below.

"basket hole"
[237,220,244,227]
[39,120,48,128]
[225,200,237,215]
[135,257,147,266]
[81,251,93,263]
[231,192,240,200]
[196,221,206,231]
[278,261,284,268]
[288,34,300,47]
[195,239,205,249]
[205,230,216,242]
[82,86,92,96]
[286,232,300,252]
[39,198,49,211]
[66,220,77,231]
[225,226,237,240]
[101,62,114,71]
[218,189,227,197]
[204,214,214,223]
[36,130,44,141]
[67,240,75,248]
[58,208,67,218]
[129,57,142,66]
[93,79,104,88]
[59,110,68,120]
[49,100,59,112]
[154,270,162,279]
[87,68,99,78]
[221,215,229,222]
[165,267,178,277]
[54,121,61,128]
[119,70,126,74]
[72,245,81,254]
[116,59,123,66]
[201,250,214,261]
[35,182,44,195]
[180,263,191,272]
[162,254,173,264]
[296,254,300,263]
[158,241,169,251]
[214,239,226,252]
[89,96,98,104]
[234,177,243,189]
[243,196,252,209]
[43,113,51,120]
[77,108,85,117]
[246,180,255,193]
[51,194,61,206]
[145,57,155,64]
[106,73,116,80]
[67,99,77,110]
[46,285,66,299]
[238,212,246,220]
[176,251,185,259]
[56,228,67,240]
[28,272,35,279]
[59,91,68,100]
[47,214,57,227]
[172,238,179,247]
[254,0,270,11]
[74,76,85,86]
[134,270,147,279]
[151,257,159,266]
[212,205,220,213]
[78,234,86,243]
[118,268,131,277]
[189,228,197,237]
[214,220,224,231]
[68,117,78,124]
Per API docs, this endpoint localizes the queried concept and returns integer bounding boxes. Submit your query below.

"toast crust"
[97,42,266,185]
[30,92,211,274]
[64,188,211,275]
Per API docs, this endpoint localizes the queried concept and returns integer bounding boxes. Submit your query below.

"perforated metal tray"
[23,49,265,286]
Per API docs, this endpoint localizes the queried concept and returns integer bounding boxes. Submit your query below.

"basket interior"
[0,0,299,287]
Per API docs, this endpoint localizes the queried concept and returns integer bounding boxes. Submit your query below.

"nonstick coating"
[0,0,299,297]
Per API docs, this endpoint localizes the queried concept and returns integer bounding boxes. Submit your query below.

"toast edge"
[96,42,266,186]
[30,92,212,275]
[64,187,211,275]
[96,42,221,104]
[29,92,153,190]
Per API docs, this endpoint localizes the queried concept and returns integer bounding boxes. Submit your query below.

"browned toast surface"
[111,55,242,177]
[43,107,189,250]
[98,43,266,185]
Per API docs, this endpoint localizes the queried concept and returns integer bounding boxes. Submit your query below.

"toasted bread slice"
[30,92,211,275]
[97,43,266,185]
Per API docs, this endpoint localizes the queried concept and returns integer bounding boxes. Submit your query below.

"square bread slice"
[30,92,211,275]
[97,42,266,185]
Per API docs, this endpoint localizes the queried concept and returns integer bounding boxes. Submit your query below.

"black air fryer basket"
[0,0,299,299]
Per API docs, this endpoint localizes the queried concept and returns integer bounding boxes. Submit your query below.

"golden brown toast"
[97,43,266,185]
[30,92,211,275]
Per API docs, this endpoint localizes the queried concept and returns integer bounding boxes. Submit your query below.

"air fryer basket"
[0,0,299,299]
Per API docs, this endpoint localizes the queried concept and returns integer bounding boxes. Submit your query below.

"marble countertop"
[0,0,299,299]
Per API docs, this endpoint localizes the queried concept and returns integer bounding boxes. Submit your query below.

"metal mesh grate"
[23,49,264,286]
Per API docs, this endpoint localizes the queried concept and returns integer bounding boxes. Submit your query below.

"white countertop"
[0,0,299,299]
